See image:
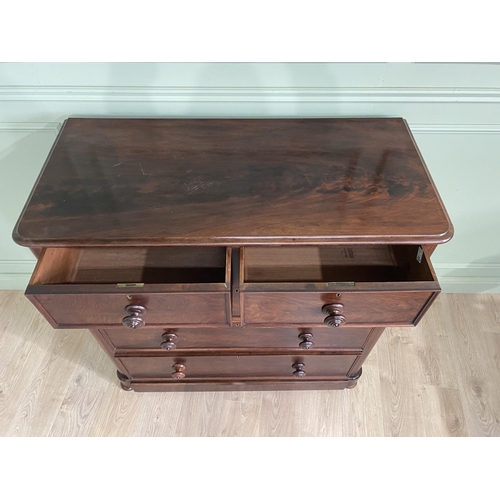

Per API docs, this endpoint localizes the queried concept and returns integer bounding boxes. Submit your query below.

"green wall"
[1,63,499,291]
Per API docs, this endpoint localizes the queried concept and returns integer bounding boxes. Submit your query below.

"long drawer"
[25,246,231,328]
[119,354,359,380]
[101,326,374,351]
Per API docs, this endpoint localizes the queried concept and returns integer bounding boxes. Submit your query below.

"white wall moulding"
[439,278,500,294]
[411,124,500,134]
[0,274,32,290]
[434,264,500,293]
[0,260,35,290]
[0,121,499,136]
[0,121,499,135]
[0,260,36,274]
[0,122,61,133]
[1,121,499,136]
[433,263,500,276]
[1,86,500,103]
[2,62,500,89]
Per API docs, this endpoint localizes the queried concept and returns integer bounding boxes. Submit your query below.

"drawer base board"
[116,370,362,392]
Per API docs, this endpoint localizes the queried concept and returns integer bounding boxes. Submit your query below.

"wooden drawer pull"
[122,305,147,329]
[292,362,306,378]
[160,332,178,350]
[172,363,186,379]
[298,332,314,349]
[322,303,346,328]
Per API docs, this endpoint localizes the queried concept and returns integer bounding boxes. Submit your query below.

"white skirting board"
[433,264,500,293]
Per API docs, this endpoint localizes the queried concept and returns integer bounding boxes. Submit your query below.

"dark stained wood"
[31,248,82,285]
[100,326,374,351]
[422,244,438,256]
[344,327,386,377]
[292,362,306,377]
[121,304,147,329]
[14,117,453,393]
[119,354,358,379]
[29,247,42,258]
[28,292,230,328]
[171,363,186,379]
[13,118,453,247]
[392,245,436,282]
[230,247,242,326]
[244,245,398,282]
[298,332,314,349]
[242,291,437,327]
[322,303,347,327]
[118,379,360,392]
[160,331,178,350]
[242,244,437,284]
[30,246,229,286]
[116,370,133,391]
[87,328,132,382]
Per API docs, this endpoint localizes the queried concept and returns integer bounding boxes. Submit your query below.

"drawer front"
[102,326,373,351]
[29,292,229,328]
[119,355,358,380]
[242,291,436,327]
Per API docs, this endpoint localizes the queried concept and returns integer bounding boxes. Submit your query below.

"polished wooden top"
[13,118,453,246]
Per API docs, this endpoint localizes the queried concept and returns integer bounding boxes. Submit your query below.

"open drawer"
[240,245,440,327]
[26,247,231,328]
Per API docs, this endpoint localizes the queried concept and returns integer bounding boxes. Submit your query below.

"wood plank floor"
[0,291,499,436]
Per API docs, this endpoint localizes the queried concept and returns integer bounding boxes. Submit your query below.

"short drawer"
[242,290,437,327]
[240,244,440,327]
[26,246,230,328]
[101,326,374,351]
[29,292,229,328]
[119,354,358,380]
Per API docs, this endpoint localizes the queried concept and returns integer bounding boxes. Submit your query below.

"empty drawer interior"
[31,247,228,285]
[243,245,435,283]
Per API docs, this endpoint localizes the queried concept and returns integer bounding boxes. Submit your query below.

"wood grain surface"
[100,326,373,351]
[28,291,230,328]
[1,290,499,436]
[13,118,453,247]
[242,290,436,326]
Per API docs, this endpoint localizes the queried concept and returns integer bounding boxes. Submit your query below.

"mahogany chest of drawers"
[13,118,453,392]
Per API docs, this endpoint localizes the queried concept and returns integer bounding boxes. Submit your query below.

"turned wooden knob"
[322,303,346,328]
[292,362,306,378]
[160,332,178,350]
[172,363,186,379]
[298,332,314,349]
[122,304,146,329]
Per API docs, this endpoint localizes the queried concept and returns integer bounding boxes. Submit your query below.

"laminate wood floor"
[1,291,499,437]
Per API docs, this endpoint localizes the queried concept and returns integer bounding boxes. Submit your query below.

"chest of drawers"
[13,118,453,392]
